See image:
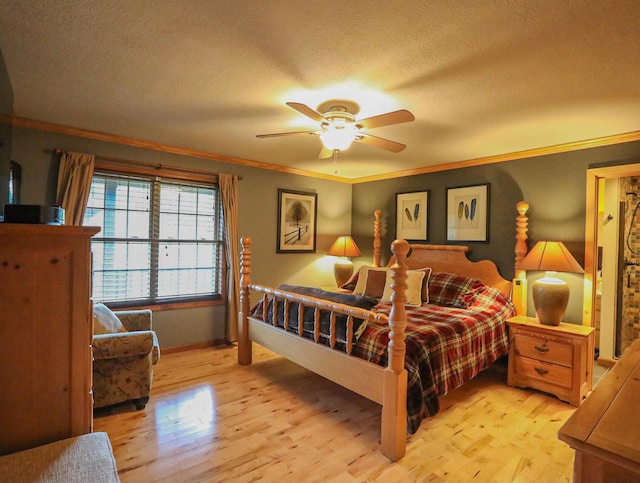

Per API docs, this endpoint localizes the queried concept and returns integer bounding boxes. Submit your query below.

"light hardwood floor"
[93,344,577,482]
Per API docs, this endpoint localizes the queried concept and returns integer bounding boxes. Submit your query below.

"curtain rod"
[54,149,242,180]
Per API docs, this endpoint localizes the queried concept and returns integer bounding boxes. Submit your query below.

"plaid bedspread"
[352,286,514,433]
[251,285,514,434]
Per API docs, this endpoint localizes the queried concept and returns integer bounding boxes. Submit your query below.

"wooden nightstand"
[506,315,595,406]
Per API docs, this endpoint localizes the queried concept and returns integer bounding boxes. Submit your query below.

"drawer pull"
[534,345,549,354]
[535,367,549,375]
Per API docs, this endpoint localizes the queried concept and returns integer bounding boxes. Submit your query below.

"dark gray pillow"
[266,285,378,342]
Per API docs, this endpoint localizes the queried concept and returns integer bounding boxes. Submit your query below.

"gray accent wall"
[352,141,640,324]
[0,47,12,211]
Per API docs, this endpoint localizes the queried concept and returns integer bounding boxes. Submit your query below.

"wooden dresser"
[559,338,640,482]
[507,315,595,406]
[0,224,99,455]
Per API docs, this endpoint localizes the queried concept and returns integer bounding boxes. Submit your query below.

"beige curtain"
[55,151,95,225]
[220,173,240,342]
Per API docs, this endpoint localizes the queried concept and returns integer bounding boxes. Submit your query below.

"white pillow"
[352,266,388,295]
[380,269,427,306]
[93,303,127,335]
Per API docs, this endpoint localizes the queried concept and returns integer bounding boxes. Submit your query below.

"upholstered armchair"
[92,306,160,410]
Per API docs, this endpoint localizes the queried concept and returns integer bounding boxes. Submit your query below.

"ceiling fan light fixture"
[319,123,357,151]
[257,100,414,155]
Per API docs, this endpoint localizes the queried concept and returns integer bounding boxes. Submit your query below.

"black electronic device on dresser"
[3,204,65,224]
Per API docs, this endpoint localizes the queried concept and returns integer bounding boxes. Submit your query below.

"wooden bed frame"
[238,202,530,461]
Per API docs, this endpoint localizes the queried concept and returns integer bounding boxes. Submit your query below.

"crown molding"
[2,114,639,184]
[1,115,345,182]
[353,130,640,183]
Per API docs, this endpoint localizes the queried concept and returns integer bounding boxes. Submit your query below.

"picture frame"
[396,190,429,241]
[277,188,317,253]
[446,183,489,242]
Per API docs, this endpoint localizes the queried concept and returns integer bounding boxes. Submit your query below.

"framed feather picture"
[446,183,489,242]
[396,191,429,241]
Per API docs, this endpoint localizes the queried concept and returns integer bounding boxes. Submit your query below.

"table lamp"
[328,236,361,287]
[517,241,584,326]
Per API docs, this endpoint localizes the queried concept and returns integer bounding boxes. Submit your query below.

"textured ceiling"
[1,1,639,180]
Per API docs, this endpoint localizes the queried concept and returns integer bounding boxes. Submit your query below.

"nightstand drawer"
[513,332,573,367]
[512,356,573,389]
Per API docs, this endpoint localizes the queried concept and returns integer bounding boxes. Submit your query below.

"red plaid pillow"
[428,272,485,308]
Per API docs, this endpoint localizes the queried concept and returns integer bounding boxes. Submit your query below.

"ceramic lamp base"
[333,259,354,288]
[532,274,569,326]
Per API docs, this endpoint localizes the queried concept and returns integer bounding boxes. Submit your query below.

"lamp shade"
[517,241,583,326]
[327,236,361,258]
[517,241,584,273]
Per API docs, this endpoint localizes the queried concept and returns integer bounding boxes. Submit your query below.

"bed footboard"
[238,236,410,461]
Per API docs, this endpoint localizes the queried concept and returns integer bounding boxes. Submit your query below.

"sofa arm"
[114,309,152,332]
[149,331,160,365]
[93,331,155,360]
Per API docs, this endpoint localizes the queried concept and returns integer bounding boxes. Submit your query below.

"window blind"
[84,173,223,304]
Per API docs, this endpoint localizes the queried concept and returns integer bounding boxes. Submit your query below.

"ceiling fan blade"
[356,109,415,129]
[256,130,318,138]
[286,102,326,122]
[356,133,407,153]
[318,145,335,159]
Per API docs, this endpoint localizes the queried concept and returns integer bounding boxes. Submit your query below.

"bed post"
[238,236,252,365]
[381,239,409,461]
[512,201,530,315]
[373,210,382,267]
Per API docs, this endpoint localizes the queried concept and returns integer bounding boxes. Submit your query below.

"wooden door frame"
[585,164,640,332]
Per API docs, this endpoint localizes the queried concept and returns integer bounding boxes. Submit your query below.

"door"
[587,164,640,364]
[617,176,640,356]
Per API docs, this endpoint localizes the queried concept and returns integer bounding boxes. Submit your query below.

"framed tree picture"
[396,190,429,241]
[446,183,489,241]
[277,188,317,253]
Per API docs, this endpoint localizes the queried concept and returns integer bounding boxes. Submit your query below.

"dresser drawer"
[512,355,573,389]
[513,332,573,367]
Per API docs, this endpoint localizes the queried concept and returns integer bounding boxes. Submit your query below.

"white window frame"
[84,169,225,308]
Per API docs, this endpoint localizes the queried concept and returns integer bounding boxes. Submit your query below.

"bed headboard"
[373,201,529,298]
[386,244,512,298]
[372,202,530,300]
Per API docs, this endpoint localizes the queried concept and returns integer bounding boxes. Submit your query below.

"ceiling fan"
[257,99,415,158]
